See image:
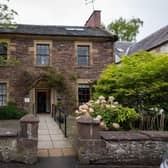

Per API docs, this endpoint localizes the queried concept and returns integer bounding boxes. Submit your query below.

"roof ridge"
[0,24,117,41]
[16,24,86,28]
[136,24,168,43]
[128,24,168,54]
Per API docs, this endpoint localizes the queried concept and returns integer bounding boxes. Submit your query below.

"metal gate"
[52,104,67,137]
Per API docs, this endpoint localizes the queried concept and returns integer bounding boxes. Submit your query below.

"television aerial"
[85,0,96,11]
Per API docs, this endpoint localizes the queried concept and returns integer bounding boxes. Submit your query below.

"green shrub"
[94,51,168,113]
[0,104,28,120]
[92,103,140,130]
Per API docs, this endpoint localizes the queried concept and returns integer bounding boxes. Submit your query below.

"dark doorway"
[36,89,50,113]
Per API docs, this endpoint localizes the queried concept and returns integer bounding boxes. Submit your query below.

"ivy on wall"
[17,66,77,113]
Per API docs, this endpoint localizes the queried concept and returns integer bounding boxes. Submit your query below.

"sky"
[6,0,168,41]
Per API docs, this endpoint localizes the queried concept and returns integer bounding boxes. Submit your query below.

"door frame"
[35,88,51,114]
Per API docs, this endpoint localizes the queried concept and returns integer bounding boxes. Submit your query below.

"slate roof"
[0,24,117,40]
[128,24,168,54]
[114,41,134,63]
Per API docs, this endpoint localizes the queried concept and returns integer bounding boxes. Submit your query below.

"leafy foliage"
[0,0,17,27]
[42,66,66,92]
[42,66,77,113]
[92,103,140,130]
[107,17,143,41]
[0,55,20,66]
[0,103,28,120]
[94,51,168,116]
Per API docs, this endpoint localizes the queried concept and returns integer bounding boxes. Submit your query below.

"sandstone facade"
[0,34,114,113]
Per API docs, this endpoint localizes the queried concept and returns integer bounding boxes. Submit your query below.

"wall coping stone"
[77,116,100,125]
[140,131,168,141]
[20,114,39,123]
[100,131,168,141]
[0,128,17,137]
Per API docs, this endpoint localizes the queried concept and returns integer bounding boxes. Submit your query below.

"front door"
[36,89,50,113]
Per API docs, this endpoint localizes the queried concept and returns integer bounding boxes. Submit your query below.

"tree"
[0,0,17,27]
[107,17,143,41]
[0,0,18,65]
[94,51,168,114]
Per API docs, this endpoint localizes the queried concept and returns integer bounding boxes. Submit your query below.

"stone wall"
[0,114,39,164]
[0,34,114,111]
[77,118,168,167]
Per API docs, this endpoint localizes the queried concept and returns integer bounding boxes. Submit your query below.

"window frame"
[77,45,89,65]
[76,79,92,105]
[0,40,9,64]
[0,82,8,107]
[78,83,91,105]
[0,42,7,59]
[34,41,52,66]
[75,42,92,67]
[36,44,50,65]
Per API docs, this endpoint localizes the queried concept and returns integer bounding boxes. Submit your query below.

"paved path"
[37,114,75,157]
[0,114,77,168]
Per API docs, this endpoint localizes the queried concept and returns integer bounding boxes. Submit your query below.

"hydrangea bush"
[75,96,140,130]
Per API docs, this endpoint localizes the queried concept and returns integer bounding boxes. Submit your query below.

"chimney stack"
[85,10,101,27]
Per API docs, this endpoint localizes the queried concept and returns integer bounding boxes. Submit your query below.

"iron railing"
[53,104,67,137]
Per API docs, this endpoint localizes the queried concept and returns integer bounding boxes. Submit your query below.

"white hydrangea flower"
[106,104,110,108]
[101,99,106,104]
[108,96,115,101]
[95,100,100,104]
[114,101,119,105]
[79,104,89,111]
[96,115,102,120]
[112,123,120,129]
[100,121,108,130]
[89,108,94,113]
[98,96,105,100]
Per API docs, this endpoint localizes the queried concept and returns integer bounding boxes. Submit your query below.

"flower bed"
[75,96,140,131]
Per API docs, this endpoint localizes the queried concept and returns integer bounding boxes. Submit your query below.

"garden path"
[38,114,75,157]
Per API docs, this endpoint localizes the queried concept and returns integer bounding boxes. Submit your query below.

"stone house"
[128,24,168,54]
[114,41,133,63]
[0,11,117,114]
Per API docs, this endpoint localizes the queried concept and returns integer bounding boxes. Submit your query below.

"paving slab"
[37,114,75,157]
[38,141,53,149]
[48,149,63,157]
[38,150,49,157]
[63,148,76,156]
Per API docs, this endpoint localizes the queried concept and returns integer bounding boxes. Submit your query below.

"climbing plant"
[17,66,77,113]
[42,66,66,92]
[0,55,20,66]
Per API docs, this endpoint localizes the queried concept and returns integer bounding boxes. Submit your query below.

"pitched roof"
[0,24,117,40]
[128,24,168,54]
